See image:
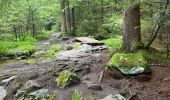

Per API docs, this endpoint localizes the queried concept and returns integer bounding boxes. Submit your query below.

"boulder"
[0,86,7,100]
[24,80,42,92]
[29,89,49,100]
[107,53,151,75]
[99,94,126,100]
[75,37,104,45]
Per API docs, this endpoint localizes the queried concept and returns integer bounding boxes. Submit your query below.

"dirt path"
[0,33,169,100]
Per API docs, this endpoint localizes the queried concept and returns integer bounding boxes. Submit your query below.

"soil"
[0,33,169,100]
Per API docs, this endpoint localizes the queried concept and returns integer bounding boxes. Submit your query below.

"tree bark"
[122,4,142,52]
[60,0,67,35]
[65,0,71,35]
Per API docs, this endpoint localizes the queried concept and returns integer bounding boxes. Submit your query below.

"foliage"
[0,40,37,56]
[72,89,84,100]
[56,70,79,88]
[107,52,151,75]
[103,36,122,50]
[47,45,64,58]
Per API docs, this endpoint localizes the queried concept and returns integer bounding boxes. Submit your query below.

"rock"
[0,86,7,100]
[66,46,73,50]
[16,56,27,60]
[75,37,104,45]
[99,94,126,100]
[79,44,93,52]
[32,51,45,57]
[87,83,103,90]
[29,89,49,100]
[2,76,17,83]
[107,53,151,75]
[50,33,61,38]
[15,89,25,98]
[24,80,42,92]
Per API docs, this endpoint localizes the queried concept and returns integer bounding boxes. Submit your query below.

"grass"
[0,32,51,57]
[72,89,84,100]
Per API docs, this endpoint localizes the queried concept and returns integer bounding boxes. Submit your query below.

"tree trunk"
[65,0,71,35]
[122,4,142,52]
[71,7,76,36]
[60,0,67,35]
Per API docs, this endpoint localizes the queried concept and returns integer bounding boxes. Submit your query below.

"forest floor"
[0,33,170,100]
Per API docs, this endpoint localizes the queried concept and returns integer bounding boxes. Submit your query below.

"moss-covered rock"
[107,53,151,75]
[56,70,80,88]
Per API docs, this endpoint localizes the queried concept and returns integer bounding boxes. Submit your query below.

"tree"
[122,3,142,52]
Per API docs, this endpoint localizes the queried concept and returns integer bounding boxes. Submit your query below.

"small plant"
[48,45,64,58]
[56,70,80,88]
[72,89,84,100]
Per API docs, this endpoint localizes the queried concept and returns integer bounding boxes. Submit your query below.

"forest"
[0,0,170,100]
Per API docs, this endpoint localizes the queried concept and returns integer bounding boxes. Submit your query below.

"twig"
[98,70,104,83]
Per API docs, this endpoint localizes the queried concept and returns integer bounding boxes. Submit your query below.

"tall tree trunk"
[71,7,76,36]
[122,4,142,52]
[60,0,67,35]
[65,0,71,35]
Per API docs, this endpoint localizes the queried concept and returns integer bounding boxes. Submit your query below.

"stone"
[24,80,42,92]
[16,56,27,60]
[29,89,49,100]
[2,76,17,83]
[75,37,104,45]
[0,86,7,100]
[99,94,126,100]
[15,89,26,98]
[87,83,103,90]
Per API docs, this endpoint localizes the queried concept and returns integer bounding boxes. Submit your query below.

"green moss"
[72,89,84,100]
[56,70,80,88]
[107,52,151,75]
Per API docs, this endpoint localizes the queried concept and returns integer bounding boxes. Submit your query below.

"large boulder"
[107,53,151,75]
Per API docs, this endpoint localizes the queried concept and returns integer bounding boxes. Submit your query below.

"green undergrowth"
[72,89,84,100]
[56,70,80,88]
[103,36,122,50]
[0,39,37,56]
[108,52,151,75]
[47,45,64,58]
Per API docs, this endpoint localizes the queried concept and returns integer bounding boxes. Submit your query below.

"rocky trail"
[0,33,170,100]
